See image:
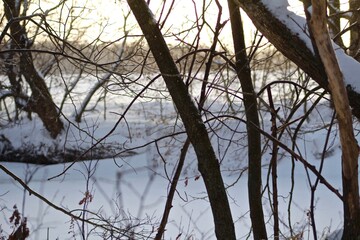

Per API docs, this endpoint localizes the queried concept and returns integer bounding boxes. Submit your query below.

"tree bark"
[126,0,236,239]
[228,1,267,239]
[3,0,63,138]
[309,1,360,239]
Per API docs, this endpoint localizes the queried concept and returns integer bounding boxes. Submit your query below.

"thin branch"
[0,164,133,237]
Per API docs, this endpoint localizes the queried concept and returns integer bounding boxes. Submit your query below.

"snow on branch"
[261,0,360,91]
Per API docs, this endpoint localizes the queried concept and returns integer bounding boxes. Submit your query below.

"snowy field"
[0,150,346,240]
[0,69,354,240]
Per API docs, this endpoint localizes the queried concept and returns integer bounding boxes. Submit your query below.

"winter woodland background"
[1,0,360,239]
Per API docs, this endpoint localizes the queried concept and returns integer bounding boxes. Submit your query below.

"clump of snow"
[261,0,314,53]
[333,43,360,90]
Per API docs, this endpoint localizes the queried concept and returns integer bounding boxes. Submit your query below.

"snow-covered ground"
[0,70,354,239]
[0,138,347,239]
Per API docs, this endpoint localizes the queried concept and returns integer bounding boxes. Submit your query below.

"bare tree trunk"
[227,1,267,239]
[126,0,236,239]
[3,0,63,138]
[309,1,360,239]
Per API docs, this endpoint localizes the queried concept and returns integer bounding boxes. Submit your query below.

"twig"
[0,164,132,237]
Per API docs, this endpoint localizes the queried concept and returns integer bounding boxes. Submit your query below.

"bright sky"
[26,0,349,48]
[27,0,259,45]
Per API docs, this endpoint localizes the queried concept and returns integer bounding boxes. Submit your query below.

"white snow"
[262,0,314,52]
[334,44,360,90]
